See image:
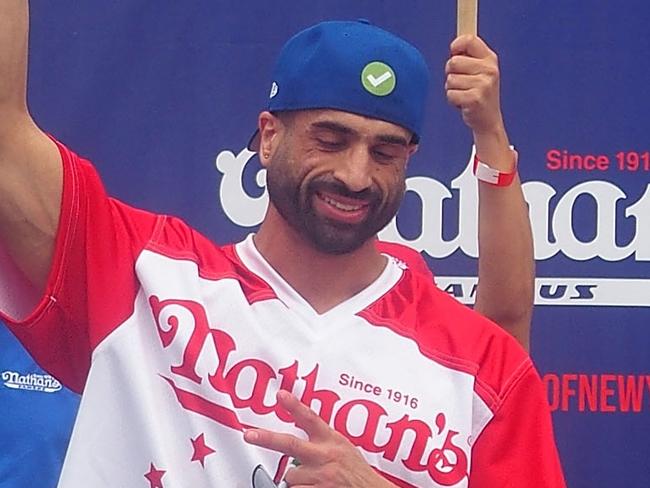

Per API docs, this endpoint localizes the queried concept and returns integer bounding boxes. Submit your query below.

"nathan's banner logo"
[214,148,650,307]
[1,370,63,393]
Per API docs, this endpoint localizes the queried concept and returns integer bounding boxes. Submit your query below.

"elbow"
[474,281,534,351]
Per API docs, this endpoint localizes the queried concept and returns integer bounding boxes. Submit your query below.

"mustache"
[307,179,381,204]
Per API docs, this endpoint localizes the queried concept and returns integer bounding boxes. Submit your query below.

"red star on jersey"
[144,463,166,488]
[191,433,216,468]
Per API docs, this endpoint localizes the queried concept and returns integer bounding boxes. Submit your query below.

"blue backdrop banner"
[25,1,650,487]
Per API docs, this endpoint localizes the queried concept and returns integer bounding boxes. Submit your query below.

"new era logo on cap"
[269,82,279,99]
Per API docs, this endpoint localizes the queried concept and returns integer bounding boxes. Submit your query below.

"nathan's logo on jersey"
[149,295,469,486]
[1,370,63,393]
[214,147,650,307]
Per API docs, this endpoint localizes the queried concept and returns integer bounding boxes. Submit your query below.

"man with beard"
[0,3,564,488]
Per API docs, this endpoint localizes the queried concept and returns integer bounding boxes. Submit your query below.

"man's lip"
[315,191,371,209]
[313,191,371,224]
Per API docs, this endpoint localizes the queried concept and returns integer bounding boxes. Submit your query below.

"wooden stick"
[457,0,478,36]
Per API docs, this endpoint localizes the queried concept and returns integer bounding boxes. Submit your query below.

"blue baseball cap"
[248,19,430,150]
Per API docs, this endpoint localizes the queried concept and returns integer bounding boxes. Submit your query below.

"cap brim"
[247,129,261,152]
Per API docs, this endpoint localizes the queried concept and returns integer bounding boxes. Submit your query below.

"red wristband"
[473,149,518,187]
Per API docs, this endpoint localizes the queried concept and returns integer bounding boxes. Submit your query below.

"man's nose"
[332,145,373,193]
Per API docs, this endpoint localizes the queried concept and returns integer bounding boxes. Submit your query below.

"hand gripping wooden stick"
[457,0,478,36]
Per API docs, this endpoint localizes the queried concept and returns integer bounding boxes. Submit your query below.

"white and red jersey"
[1,141,565,488]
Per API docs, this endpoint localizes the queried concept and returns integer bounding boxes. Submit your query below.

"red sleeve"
[470,363,567,488]
[0,140,161,393]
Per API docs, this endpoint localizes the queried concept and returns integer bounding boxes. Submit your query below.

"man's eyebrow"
[309,120,355,135]
[376,134,409,147]
[310,120,409,146]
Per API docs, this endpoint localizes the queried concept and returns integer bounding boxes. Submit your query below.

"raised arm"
[446,36,534,350]
[0,0,62,299]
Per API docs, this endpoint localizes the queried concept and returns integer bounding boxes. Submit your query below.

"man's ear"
[258,111,282,167]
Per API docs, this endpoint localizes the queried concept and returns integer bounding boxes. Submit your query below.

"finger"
[276,390,331,440]
[450,35,494,59]
[446,56,494,76]
[283,465,321,485]
[445,73,483,91]
[243,429,320,463]
[450,34,474,54]
[446,89,482,109]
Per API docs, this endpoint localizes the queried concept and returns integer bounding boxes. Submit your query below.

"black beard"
[266,158,404,255]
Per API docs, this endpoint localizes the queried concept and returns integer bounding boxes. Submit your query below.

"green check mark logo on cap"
[362,61,396,96]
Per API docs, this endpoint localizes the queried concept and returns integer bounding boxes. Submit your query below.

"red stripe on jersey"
[358,266,529,412]
[146,226,278,306]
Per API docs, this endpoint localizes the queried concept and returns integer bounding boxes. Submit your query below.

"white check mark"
[366,71,392,88]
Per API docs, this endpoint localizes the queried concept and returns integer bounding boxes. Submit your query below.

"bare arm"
[0,0,62,297]
[446,36,534,350]
[473,133,534,351]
